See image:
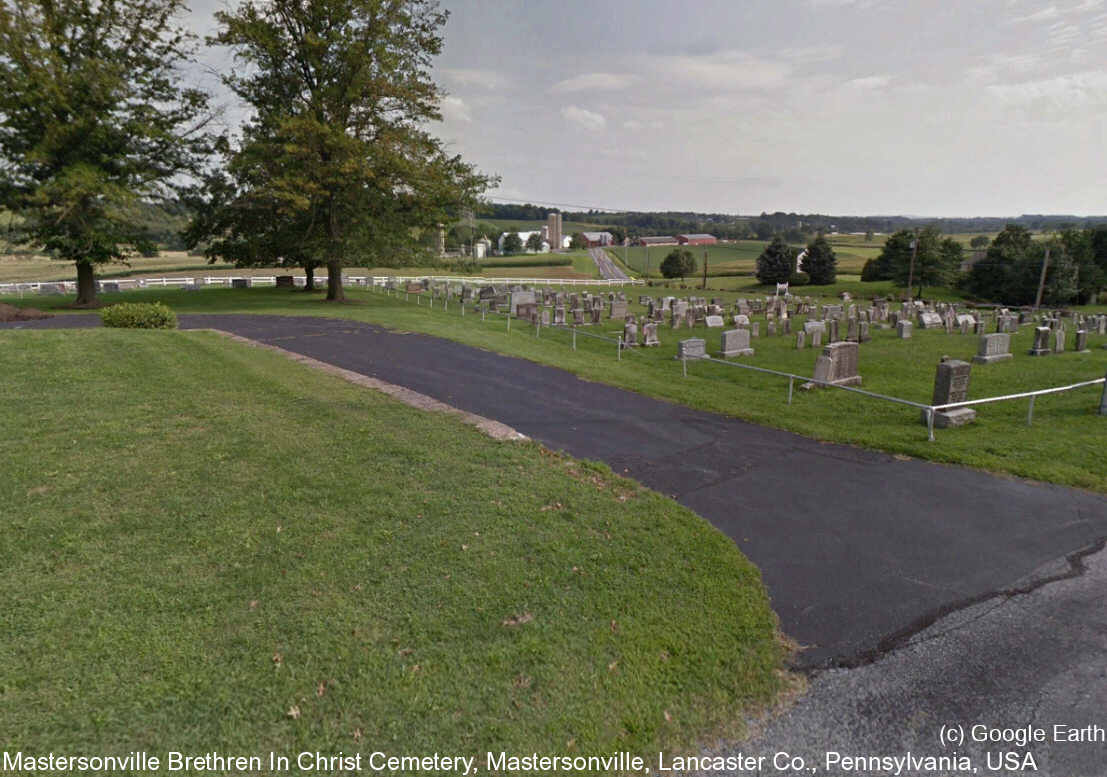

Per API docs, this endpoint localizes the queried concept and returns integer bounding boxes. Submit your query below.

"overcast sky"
[187,0,1107,217]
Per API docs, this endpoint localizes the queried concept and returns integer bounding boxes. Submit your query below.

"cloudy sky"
[187,0,1107,217]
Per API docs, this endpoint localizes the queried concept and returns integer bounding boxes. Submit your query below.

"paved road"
[588,246,631,280]
[5,314,1107,670]
[727,542,1107,776]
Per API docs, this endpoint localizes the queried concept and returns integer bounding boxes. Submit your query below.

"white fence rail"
[0,273,642,297]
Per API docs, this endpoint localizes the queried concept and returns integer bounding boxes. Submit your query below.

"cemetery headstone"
[806,341,862,389]
[897,320,913,339]
[1076,329,1090,353]
[623,321,638,347]
[720,328,754,358]
[705,314,725,328]
[676,338,707,360]
[643,322,660,347]
[926,358,976,428]
[1029,327,1051,356]
[973,333,1013,364]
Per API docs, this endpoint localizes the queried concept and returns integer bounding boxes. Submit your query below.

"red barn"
[676,233,717,246]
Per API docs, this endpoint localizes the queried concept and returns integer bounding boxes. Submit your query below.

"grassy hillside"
[0,329,785,755]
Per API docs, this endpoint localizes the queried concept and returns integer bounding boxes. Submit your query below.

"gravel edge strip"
[201,328,530,442]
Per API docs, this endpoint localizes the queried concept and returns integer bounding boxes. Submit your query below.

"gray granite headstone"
[677,338,707,360]
[1029,326,1051,355]
[1076,329,1089,353]
[973,333,1013,364]
[806,342,861,389]
[926,358,976,428]
[720,328,754,358]
[897,320,913,339]
[705,314,725,328]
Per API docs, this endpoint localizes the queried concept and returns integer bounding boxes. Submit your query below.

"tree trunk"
[304,264,316,291]
[325,260,344,301]
[74,261,98,306]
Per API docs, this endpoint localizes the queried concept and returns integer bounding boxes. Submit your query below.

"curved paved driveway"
[6,313,1107,668]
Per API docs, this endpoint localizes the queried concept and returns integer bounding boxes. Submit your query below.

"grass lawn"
[9,285,1107,493]
[0,329,784,755]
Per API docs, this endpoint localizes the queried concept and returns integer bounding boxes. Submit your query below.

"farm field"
[10,285,1107,492]
[611,238,880,279]
[0,328,784,755]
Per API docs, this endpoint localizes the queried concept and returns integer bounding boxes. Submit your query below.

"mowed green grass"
[0,330,784,755]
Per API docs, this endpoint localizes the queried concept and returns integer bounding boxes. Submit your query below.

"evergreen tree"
[801,234,837,285]
[755,236,795,284]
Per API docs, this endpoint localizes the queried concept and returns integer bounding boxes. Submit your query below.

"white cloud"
[561,105,607,132]
[844,75,891,89]
[777,44,846,65]
[440,68,510,90]
[440,96,472,123]
[987,69,1107,109]
[1009,5,1061,23]
[652,50,791,91]
[551,72,636,93]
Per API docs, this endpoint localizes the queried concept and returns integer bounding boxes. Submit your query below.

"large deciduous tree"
[659,248,695,281]
[207,0,494,302]
[0,0,211,305]
[866,227,961,298]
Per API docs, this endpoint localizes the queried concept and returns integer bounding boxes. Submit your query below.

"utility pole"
[645,244,649,279]
[906,228,919,302]
[702,247,708,289]
[1033,248,1050,310]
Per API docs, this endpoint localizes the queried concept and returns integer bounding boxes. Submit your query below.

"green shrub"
[788,271,810,286]
[100,302,178,329]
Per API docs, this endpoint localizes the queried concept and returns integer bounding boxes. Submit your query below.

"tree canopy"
[755,236,795,285]
[864,227,961,297]
[660,249,695,280]
[800,234,837,285]
[203,0,494,301]
[0,0,211,305]
[501,232,523,255]
[962,224,1105,305]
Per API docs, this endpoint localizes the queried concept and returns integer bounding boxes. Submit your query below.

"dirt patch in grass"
[0,302,52,321]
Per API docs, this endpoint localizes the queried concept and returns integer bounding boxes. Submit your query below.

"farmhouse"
[676,233,717,246]
[581,231,615,247]
[636,236,678,247]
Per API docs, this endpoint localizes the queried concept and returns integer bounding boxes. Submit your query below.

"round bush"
[788,271,810,286]
[100,302,178,329]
